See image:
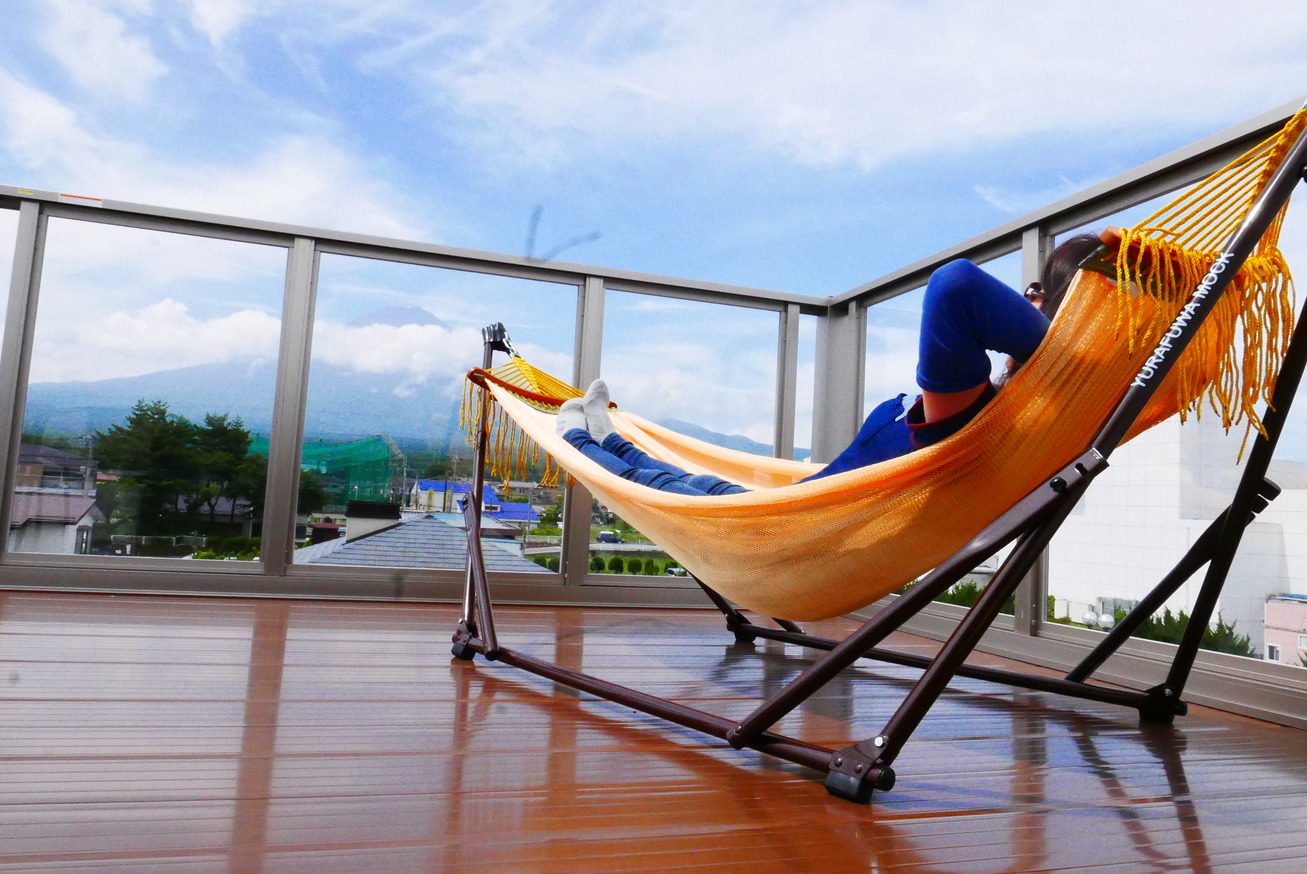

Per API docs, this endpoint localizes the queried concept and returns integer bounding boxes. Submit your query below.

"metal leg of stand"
[1147,256,1307,716]
[452,324,514,661]
[694,578,758,644]
[825,493,1081,803]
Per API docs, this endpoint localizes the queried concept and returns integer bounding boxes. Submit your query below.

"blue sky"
[3,1,1307,448]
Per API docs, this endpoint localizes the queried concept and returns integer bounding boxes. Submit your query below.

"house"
[9,492,104,555]
[409,480,499,513]
[16,443,95,492]
[409,480,538,528]
[490,500,539,528]
[1265,594,1307,665]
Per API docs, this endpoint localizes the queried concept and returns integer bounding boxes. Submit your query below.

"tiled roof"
[296,514,549,574]
[10,493,102,526]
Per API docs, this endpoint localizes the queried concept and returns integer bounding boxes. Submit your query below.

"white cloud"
[974,177,1087,216]
[313,322,482,377]
[40,0,167,103]
[381,0,1307,171]
[0,68,424,239]
[187,0,261,47]
[32,298,282,382]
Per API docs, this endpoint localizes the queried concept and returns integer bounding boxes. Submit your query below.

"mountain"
[24,362,797,459]
[660,419,809,461]
[23,360,468,449]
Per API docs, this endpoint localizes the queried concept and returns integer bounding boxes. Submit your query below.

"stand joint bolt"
[873,736,886,748]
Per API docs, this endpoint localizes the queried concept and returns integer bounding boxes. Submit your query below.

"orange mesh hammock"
[462,109,1303,622]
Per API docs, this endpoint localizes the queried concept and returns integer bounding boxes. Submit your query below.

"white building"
[9,492,104,555]
[1050,412,1307,653]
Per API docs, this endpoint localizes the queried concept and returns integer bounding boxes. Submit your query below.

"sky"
[3,0,1307,449]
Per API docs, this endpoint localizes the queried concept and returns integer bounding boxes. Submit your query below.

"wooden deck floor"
[1,591,1306,873]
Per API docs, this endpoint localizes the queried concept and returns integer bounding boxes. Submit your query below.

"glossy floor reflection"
[1,592,1306,872]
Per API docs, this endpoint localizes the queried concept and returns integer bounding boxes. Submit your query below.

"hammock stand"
[449,118,1307,804]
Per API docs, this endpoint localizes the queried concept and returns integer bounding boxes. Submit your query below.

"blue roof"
[416,481,499,505]
[492,502,538,523]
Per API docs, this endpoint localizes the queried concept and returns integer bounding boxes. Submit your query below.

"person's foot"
[556,398,589,436]
[583,379,616,441]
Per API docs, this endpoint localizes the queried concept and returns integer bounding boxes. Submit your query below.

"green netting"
[249,434,404,504]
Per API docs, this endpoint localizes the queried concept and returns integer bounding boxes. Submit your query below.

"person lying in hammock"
[556,232,1110,496]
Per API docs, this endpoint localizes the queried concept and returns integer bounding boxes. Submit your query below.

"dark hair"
[995,232,1107,389]
[1039,233,1105,315]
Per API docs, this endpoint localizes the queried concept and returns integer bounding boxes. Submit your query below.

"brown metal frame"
[450,132,1307,803]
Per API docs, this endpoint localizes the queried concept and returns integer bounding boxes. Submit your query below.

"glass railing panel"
[583,292,779,579]
[294,254,575,577]
[12,218,286,560]
[1047,193,1307,665]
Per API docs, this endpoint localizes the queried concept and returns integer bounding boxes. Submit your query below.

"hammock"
[463,109,1302,623]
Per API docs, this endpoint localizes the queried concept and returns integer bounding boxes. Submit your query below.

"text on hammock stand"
[1130,250,1235,389]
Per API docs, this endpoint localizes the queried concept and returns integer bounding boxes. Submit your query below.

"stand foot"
[1138,684,1188,724]
[824,747,896,804]
[824,764,895,804]
[451,621,478,661]
[724,615,757,645]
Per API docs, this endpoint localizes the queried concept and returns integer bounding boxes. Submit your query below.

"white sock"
[583,379,616,441]
[556,398,589,436]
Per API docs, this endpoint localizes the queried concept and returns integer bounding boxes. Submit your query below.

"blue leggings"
[577,258,1046,494]
[563,430,747,496]
[916,258,1049,392]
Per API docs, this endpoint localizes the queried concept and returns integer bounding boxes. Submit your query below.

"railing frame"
[1,100,1305,730]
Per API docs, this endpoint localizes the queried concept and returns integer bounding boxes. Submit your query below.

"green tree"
[297,470,328,515]
[194,413,252,523]
[626,557,644,574]
[233,455,327,517]
[590,555,606,572]
[95,400,198,535]
[538,503,562,528]
[606,555,625,574]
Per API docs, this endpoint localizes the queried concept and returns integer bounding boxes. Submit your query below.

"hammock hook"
[481,322,517,358]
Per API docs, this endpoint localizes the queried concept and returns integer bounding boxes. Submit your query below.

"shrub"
[1119,607,1258,658]
[607,555,625,574]
[590,555,606,572]
[626,558,644,574]
[644,560,660,575]
[936,580,1016,615]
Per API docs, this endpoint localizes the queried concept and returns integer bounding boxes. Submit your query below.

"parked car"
[596,530,623,543]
